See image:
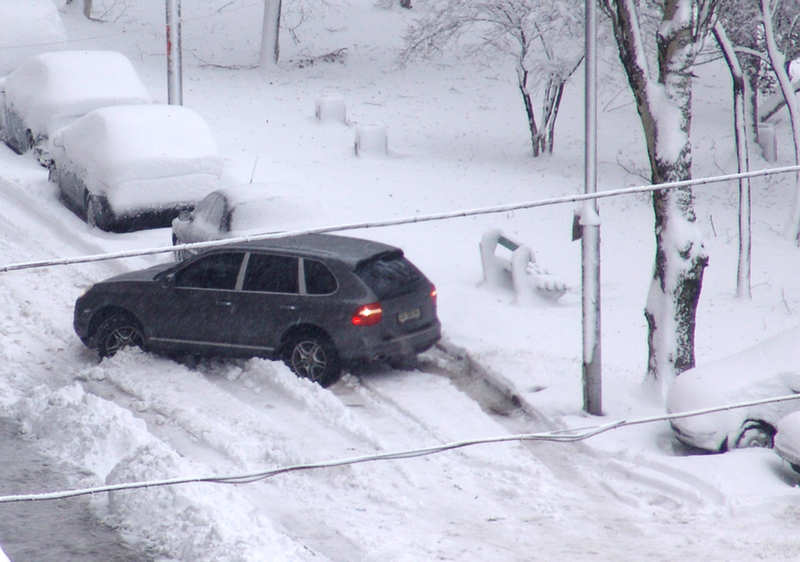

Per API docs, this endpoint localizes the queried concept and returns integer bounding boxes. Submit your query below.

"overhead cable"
[2,164,800,274]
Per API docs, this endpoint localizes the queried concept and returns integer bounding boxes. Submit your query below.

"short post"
[354,124,388,156]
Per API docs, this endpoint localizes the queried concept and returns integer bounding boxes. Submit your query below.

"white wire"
[2,393,797,504]
[2,164,800,274]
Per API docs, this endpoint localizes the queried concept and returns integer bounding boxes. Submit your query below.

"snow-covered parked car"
[667,327,800,452]
[775,411,800,473]
[172,184,308,260]
[0,0,67,76]
[50,104,223,232]
[2,50,150,159]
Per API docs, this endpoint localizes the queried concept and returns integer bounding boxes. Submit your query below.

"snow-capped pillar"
[354,124,387,156]
[315,94,346,124]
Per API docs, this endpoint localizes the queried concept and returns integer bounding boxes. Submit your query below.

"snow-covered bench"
[479,229,567,302]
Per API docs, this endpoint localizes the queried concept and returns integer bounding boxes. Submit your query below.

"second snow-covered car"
[50,104,223,232]
[667,327,800,452]
[74,233,441,386]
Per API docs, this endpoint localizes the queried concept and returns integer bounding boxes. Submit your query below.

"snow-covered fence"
[314,93,346,124]
[479,229,567,302]
[354,123,388,156]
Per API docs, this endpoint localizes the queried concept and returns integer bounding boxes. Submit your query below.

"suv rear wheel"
[285,333,341,387]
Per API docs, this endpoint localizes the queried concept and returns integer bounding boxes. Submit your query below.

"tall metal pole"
[582,0,602,415]
[166,0,183,105]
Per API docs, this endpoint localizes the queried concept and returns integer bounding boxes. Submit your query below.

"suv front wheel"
[285,333,341,387]
[95,313,144,358]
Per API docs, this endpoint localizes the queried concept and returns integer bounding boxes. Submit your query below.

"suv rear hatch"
[354,251,437,337]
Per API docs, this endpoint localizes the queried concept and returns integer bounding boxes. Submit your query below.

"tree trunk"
[517,66,542,157]
[761,0,800,242]
[713,23,752,299]
[603,0,710,392]
[540,76,566,154]
[259,0,282,68]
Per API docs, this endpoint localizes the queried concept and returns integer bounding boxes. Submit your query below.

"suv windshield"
[355,251,422,299]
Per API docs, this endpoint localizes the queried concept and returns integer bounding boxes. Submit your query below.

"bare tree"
[759,0,800,242]
[713,22,752,298]
[402,1,584,157]
[600,0,715,392]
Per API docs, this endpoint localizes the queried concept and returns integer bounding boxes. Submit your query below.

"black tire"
[94,314,144,358]
[735,421,775,449]
[284,333,341,387]
[388,353,419,371]
[85,192,111,230]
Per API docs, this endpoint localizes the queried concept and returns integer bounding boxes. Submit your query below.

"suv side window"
[243,253,298,293]
[304,259,337,295]
[175,252,244,290]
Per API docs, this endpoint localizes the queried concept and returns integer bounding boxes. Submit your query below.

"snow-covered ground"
[1,1,800,560]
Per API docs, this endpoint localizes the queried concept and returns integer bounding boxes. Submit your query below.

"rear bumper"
[340,320,441,363]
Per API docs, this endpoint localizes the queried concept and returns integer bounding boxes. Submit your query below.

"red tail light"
[430,285,437,305]
[352,302,383,326]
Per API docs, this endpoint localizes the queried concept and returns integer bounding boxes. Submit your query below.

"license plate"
[397,308,421,324]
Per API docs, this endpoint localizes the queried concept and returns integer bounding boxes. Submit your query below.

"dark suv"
[74,233,441,386]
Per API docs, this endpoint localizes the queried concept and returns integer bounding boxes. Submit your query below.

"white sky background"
[1,0,800,560]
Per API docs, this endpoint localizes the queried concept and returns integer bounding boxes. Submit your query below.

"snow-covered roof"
[53,104,222,187]
[0,0,67,75]
[4,50,151,135]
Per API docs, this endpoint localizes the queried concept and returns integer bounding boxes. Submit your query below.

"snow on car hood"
[4,50,150,135]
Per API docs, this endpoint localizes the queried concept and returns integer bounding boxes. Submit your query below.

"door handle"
[216,301,233,307]
[280,305,297,311]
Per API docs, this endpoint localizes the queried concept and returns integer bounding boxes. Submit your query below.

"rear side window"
[243,253,298,293]
[355,251,421,299]
[304,259,337,295]
[175,252,243,290]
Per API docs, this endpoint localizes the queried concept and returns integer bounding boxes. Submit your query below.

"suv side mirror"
[157,271,177,287]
